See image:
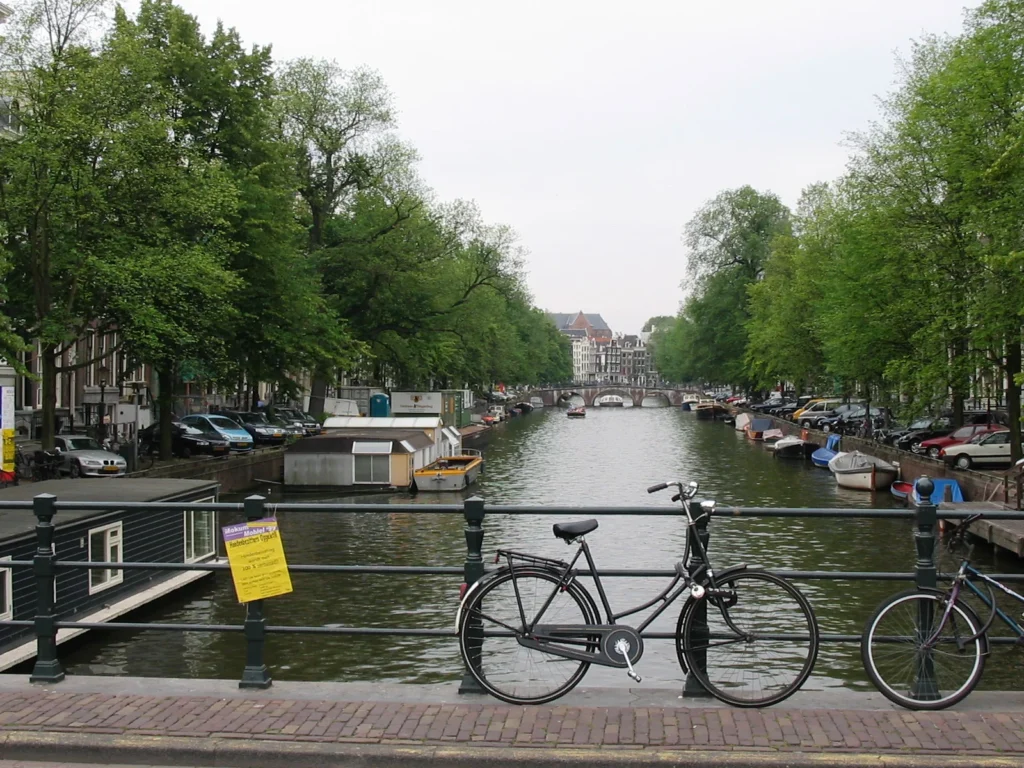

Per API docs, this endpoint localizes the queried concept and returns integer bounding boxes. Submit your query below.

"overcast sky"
[140,0,977,335]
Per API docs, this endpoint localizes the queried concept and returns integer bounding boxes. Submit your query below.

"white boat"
[529,396,545,408]
[734,412,753,433]
[694,399,716,420]
[597,395,625,407]
[413,451,484,492]
[828,451,897,491]
[681,393,700,411]
[773,435,818,459]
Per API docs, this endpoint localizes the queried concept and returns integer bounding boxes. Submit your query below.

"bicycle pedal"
[626,670,641,683]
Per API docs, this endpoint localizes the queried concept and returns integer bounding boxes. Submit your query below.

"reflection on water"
[54,407,1024,689]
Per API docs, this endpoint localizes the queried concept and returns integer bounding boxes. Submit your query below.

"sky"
[134,0,978,335]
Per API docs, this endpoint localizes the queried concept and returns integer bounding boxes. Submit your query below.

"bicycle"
[456,480,820,707]
[861,512,1009,710]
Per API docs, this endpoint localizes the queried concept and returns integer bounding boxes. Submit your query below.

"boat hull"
[834,467,898,491]
[810,448,837,468]
[694,408,714,420]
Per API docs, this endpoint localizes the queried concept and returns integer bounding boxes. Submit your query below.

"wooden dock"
[940,501,1024,557]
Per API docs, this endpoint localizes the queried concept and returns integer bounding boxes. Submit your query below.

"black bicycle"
[457,480,820,707]
[861,512,1015,710]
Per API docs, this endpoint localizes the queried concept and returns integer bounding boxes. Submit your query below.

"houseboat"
[0,478,222,672]
[596,395,625,407]
[412,450,484,492]
[693,399,716,420]
[284,429,436,489]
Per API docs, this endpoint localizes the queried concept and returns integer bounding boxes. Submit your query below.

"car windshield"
[63,437,101,451]
[245,412,270,423]
[180,424,205,436]
[209,416,242,430]
[909,418,932,429]
[951,426,977,439]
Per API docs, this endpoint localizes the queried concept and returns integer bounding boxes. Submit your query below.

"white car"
[940,430,1012,470]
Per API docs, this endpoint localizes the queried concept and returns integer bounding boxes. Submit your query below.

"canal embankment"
[128,446,284,494]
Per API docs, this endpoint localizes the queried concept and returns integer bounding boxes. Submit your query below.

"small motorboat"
[693,400,716,420]
[892,478,965,506]
[734,412,753,433]
[681,393,699,412]
[412,452,484,492]
[811,434,842,468]
[515,402,534,413]
[567,406,586,418]
[828,450,898,491]
[763,428,785,443]
[773,435,819,459]
[744,418,775,440]
[890,481,914,504]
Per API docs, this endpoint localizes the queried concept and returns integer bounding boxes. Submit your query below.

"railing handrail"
[0,476,1012,694]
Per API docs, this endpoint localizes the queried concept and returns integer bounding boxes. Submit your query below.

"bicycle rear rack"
[496,549,569,570]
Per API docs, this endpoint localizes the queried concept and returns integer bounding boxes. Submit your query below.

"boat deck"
[940,501,1024,556]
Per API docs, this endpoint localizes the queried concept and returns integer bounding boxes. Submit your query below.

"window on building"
[88,523,123,593]
[352,441,391,483]
[0,556,11,622]
[184,502,217,562]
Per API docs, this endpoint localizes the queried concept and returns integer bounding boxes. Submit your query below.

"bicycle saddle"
[553,519,598,541]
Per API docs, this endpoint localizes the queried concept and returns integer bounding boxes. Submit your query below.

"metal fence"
[1,477,1023,693]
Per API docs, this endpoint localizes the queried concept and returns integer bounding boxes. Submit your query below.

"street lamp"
[98,365,109,442]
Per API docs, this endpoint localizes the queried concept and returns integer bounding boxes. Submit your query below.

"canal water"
[55,405,1024,690]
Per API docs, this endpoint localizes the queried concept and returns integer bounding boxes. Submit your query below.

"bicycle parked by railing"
[456,480,820,707]
[861,512,1012,710]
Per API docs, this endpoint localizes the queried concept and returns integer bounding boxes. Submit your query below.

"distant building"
[546,312,612,340]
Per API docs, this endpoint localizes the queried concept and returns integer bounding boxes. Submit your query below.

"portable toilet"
[369,393,390,417]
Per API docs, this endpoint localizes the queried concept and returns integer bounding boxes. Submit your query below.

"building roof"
[0,478,221,543]
[322,416,443,430]
[287,429,434,455]
[546,312,612,337]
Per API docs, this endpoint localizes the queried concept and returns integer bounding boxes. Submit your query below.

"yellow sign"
[222,518,293,603]
[2,429,13,474]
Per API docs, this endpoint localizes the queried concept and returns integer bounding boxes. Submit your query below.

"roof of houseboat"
[322,416,444,429]
[286,429,435,455]
[0,478,221,542]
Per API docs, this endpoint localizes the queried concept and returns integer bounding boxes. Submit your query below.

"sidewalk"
[1,676,1023,767]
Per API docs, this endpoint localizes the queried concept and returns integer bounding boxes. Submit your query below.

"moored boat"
[828,450,898,491]
[694,399,716,420]
[412,452,484,492]
[744,417,774,440]
[773,435,819,459]
[890,480,913,504]
[892,478,965,506]
[811,434,842,468]
[734,412,753,433]
[597,395,625,407]
[763,428,785,443]
[681,393,700,412]
[567,406,586,418]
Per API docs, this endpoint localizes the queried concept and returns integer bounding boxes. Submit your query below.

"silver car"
[54,435,127,477]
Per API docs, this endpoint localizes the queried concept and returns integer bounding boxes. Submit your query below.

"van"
[796,399,852,427]
[792,398,827,420]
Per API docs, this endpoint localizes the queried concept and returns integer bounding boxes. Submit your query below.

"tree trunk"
[157,366,174,460]
[40,344,58,449]
[1007,333,1022,463]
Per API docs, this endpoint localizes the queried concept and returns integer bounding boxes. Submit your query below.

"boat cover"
[748,418,773,433]
[828,450,896,475]
[735,413,753,431]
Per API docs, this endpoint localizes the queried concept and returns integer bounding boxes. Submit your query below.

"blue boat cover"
[810,434,841,468]
[913,478,965,504]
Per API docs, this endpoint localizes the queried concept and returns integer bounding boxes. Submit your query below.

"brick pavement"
[0,688,1022,758]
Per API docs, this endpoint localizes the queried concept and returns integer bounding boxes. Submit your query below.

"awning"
[351,441,392,455]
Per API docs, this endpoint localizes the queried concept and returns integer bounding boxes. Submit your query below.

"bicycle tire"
[861,589,986,710]
[458,566,598,705]
[678,570,819,707]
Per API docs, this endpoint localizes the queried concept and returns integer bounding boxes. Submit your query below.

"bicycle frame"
[926,560,1024,648]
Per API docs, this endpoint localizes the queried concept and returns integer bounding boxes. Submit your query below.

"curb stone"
[2,731,1023,768]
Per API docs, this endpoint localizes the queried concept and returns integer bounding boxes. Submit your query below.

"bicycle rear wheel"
[458,567,597,705]
[679,570,818,707]
[861,589,986,710]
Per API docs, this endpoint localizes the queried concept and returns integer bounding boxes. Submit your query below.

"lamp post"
[98,365,109,442]
[131,382,141,472]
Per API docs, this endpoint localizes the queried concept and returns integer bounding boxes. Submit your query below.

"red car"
[919,424,1007,459]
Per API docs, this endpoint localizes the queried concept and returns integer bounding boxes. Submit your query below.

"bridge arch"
[590,388,640,407]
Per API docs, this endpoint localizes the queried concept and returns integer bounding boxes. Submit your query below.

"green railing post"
[459,496,486,694]
[911,476,939,701]
[683,503,711,698]
[239,494,272,690]
[30,493,64,684]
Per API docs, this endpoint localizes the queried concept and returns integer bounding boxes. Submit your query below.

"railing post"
[239,494,272,690]
[911,476,939,701]
[459,496,486,694]
[30,493,64,684]
[683,504,711,698]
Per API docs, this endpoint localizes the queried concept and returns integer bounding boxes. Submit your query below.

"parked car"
[52,434,127,477]
[798,400,860,429]
[267,406,321,436]
[894,412,1006,453]
[217,410,287,445]
[818,405,888,434]
[774,396,816,419]
[941,430,1014,469]
[266,414,305,439]
[918,424,1007,459]
[180,414,255,452]
[139,422,230,459]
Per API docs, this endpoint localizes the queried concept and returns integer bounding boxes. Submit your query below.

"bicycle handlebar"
[647,482,669,493]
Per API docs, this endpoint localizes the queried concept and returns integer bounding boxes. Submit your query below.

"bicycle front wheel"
[458,567,598,705]
[861,589,986,710]
[679,570,818,707]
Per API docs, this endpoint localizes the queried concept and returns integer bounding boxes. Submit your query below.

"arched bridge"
[524,386,699,408]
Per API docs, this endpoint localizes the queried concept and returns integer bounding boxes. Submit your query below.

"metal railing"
[1,476,1021,694]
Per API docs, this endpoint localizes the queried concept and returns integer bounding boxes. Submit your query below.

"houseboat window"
[88,523,123,593]
[0,556,11,622]
[354,454,389,483]
[184,503,217,563]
